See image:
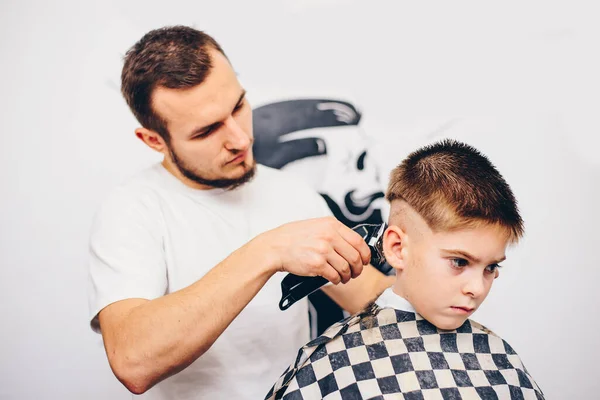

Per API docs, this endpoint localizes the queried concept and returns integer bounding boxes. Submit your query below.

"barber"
[88,26,392,399]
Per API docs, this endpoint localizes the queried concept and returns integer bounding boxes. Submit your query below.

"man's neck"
[161,159,215,190]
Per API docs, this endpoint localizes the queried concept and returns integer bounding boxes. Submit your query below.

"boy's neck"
[392,280,411,304]
[375,286,416,313]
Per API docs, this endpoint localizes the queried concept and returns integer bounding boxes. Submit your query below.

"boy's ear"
[383,225,408,271]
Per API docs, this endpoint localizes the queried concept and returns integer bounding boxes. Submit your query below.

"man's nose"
[223,116,251,151]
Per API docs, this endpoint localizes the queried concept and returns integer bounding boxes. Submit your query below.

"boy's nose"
[461,275,486,299]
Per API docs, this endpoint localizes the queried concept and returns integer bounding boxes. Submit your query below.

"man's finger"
[338,225,371,265]
[326,251,352,284]
[331,234,364,279]
[320,264,342,285]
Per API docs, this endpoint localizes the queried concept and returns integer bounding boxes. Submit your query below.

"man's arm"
[97,217,370,394]
[321,264,395,314]
[304,190,393,314]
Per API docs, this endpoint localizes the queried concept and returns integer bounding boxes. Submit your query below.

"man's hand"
[259,216,372,284]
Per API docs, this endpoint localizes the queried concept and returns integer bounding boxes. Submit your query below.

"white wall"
[1,0,598,398]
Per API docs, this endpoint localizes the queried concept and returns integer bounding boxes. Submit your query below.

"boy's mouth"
[451,306,475,314]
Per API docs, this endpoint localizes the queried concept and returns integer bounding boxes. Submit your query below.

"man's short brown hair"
[386,139,524,243]
[120,25,226,141]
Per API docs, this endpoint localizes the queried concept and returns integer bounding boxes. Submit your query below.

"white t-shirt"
[88,163,332,400]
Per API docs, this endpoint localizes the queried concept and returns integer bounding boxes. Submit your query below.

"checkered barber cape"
[265,304,544,400]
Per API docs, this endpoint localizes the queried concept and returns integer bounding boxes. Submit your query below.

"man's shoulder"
[95,164,166,215]
[254,164,325,200]
[255,164,308,187]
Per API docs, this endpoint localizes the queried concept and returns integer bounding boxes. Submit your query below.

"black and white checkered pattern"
[266,305,544,400]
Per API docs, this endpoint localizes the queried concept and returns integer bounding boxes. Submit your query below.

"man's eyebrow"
[187,90,247,139]
[235,90,247,108]
[441,249,506,265]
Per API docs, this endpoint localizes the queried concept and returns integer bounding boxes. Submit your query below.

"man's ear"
[383,225,408,271]
[135,127,169,155]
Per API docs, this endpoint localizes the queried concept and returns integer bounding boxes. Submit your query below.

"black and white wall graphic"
[253,98,391,336]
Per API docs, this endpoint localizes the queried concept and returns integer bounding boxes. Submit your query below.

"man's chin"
[175,160,257,191]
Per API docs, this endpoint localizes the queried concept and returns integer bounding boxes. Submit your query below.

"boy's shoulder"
[469,318,497,336]
[305,307,504,349]
[294,306,523,373]
[267,306,544,400]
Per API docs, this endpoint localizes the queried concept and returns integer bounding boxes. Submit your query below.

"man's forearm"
[101,235,277,394]
[322,265,395,314]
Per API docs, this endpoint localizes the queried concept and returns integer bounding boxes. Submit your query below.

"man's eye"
[233,100,245,113]
[450,258,468,269]
[194,128,214,139]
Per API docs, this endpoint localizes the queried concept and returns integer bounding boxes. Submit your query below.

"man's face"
[390,211,509,330]
[152,49,255,189]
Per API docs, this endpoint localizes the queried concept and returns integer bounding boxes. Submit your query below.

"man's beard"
[170,146,257,190]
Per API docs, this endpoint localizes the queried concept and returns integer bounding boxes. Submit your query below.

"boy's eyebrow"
[442,249,506,265]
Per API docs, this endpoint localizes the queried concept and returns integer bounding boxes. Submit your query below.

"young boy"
[266,139,544,399]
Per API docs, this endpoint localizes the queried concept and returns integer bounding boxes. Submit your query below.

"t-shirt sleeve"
[87,187,167,333]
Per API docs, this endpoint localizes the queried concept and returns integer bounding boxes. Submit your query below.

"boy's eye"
[485,264,502,273]
[450,258,468,269]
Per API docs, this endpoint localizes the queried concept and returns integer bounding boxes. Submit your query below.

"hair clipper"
[279,223,389,311]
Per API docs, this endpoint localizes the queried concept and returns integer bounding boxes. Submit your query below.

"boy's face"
[384,206,510,330]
